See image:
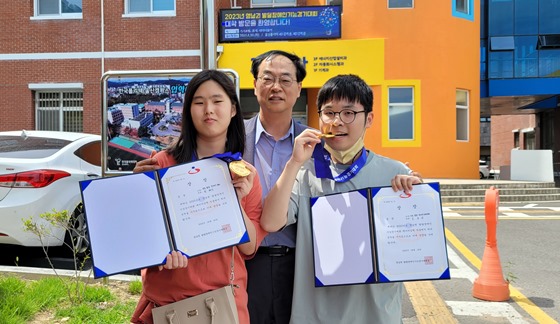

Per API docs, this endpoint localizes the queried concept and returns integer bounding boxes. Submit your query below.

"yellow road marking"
[445,228,558,324]
[405,280,458,323]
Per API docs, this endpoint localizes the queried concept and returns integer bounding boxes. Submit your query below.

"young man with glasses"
[260,74,422,323]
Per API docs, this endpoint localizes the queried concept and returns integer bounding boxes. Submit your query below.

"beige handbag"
[152,249,240,324]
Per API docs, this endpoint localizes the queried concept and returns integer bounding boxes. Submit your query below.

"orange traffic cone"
[472,186,510,301]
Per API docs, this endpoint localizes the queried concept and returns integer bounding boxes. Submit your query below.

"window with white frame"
[388,87,414,140]
[456,89,469,141]
[125,0,176,16]
[35,91,84,132]
[251,0,296,8]
[388,0,413,9]
[34,0,82,18]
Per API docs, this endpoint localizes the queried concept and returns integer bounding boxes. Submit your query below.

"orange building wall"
[1,1,480,179]
[336,2,481,179]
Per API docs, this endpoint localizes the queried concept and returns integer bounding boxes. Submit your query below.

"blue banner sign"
[219,6,341,43]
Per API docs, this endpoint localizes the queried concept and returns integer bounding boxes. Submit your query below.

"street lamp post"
[201,0,217,69]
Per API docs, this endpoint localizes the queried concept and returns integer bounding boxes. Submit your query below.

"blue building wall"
[481,0,560,96]
[481,0,560,185]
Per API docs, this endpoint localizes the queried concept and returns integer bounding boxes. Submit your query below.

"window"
[34,0,82,19]
[480,118,490,146]
[480,0,487,38]
[388,87,414,140]
[251,0,296,8]
[35,91,83,132]
[452,0,473,21]
[537,35,560,50]
[125,0,175,16]
[456,89,469,141]
[480,39,488,80]
[388,0,413,8]
[0,135,71,158]
[522,128,535,150]
[514,36,538,78]
[488,0,513,35]
[326,0,342,5]
[76,141,102,167]
[538,49,560,77]
[539,0,560,34]
[488,51,513,78]
[514,0,537,35]
[490,36,514,51]
[382,82,421,147]
[455,0,468,14]
[513,131,520,148]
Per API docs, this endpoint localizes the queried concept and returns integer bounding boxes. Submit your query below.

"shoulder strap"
[229,248,239,295]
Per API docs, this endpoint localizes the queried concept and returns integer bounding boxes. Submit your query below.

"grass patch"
[0,276,64,323]
[128,280,142,295]
[0,275,141,323]
[55,300,139,324]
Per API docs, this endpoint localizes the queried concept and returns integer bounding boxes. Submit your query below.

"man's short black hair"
[250,50,307,82]
[316,74,373,113]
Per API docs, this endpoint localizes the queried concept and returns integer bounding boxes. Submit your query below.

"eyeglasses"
[257,74,295,88]
[319,109,367,124]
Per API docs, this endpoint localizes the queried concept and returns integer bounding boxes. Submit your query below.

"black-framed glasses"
[319,109,367,124]
[257,74,295,88]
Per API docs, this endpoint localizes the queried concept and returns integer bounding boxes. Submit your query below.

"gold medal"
[320,124,335,138]
[229,160,251,177]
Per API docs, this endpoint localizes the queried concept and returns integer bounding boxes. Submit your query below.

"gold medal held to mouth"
[320,125,335,138]
[229,161,251,177]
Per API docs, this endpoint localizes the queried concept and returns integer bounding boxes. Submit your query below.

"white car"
[479,160,490,179]
[0,130,101,254]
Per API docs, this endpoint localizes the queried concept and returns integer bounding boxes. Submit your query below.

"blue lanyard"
[212,152,242,163]
[312,146,367,183]
[193,151,242,163]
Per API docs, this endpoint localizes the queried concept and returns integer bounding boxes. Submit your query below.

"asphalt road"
[429,202,560,323]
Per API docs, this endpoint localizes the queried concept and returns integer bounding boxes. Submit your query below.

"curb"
[0,265,140,282]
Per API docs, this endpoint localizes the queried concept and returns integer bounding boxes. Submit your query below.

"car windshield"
[0,136,71,158]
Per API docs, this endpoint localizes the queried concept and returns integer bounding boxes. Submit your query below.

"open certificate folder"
[79,157,249,279]
[310,183,450,287]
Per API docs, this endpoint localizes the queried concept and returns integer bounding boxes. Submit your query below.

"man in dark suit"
[243,50,307,324]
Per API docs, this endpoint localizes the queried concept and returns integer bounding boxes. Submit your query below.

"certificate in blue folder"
[79,157,249,279]
[310,182,450,287]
